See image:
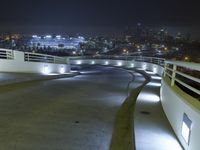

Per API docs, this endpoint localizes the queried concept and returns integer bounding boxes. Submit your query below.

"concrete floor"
[134,71,183,150]
[0,66,143,150]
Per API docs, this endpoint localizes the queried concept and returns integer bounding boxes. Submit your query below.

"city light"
[184,56,189,61]
[105,61,109,65]
[91,61,95,64]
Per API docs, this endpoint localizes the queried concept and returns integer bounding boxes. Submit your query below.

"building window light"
[181,113,192,144]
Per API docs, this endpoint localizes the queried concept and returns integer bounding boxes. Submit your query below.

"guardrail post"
[53,56,56,63]
[171,64,177,86]
[27,53,29,62]
[164,63,167,77]
[6,51,9,59]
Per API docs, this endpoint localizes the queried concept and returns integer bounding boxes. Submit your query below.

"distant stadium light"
[45,35,52,38]
[32,35,38,38]
[56,35,61,39]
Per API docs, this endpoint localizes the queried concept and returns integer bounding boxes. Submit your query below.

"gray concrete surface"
[0,72,77,86]
[134,71,183,150]
[0,66,144,150]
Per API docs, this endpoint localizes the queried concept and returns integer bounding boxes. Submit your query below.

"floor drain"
[75,121,79,124]
[140,111,151,115]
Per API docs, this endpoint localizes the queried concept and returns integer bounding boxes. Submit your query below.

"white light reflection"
[147,82,161,87]
[91,61,95,64]
[139,93,160,103]
[151,76,162,80]
[105,61,109,65]
[145,71,155,75]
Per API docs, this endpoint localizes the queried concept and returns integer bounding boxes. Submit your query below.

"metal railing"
[164,61,200,100]
[69,55,165,66]
[24,52,67,64]
[0,48,14,60]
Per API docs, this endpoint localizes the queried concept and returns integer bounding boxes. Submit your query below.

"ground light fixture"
[43,65,49,74]
[117,61,122,66]
[130,63,134,67]
[91,60,95,64]
[181,113,192,144]
[60,66,65,74]
[105,61,109,65]
[153,66,157,73]
[76,60,82,65]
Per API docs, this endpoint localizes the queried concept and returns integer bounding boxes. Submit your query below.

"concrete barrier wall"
[70,59,164,76]
[161,79,200,150]
[0,51,70,74]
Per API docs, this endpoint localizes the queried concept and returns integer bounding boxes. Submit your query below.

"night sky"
[0,0,200,37]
